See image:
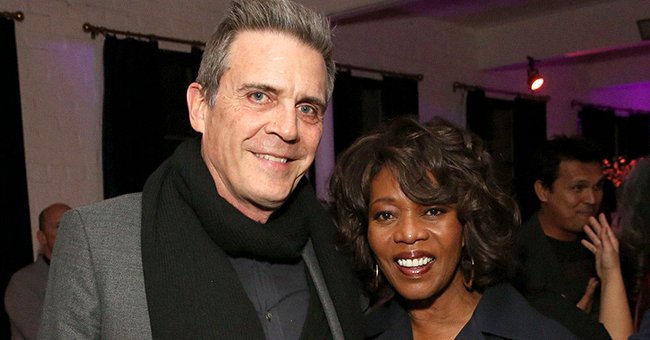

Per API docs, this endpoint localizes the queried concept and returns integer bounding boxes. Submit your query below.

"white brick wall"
[3,0,225,258]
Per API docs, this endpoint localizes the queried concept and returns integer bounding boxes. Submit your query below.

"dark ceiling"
[323,0,610,27]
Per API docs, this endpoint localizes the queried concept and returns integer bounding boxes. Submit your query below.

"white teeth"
[255,153,288,163]
[397,257,433,268]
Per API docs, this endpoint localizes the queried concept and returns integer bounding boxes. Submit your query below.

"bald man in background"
[4,203,71,340]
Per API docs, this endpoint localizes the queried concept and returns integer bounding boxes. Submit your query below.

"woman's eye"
[373,211,393,221]
[425,207,445,216]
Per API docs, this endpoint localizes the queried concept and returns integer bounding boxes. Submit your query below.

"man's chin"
[578,213,594,225]
[249,176,306,208]
[572,218,592,232]
[253,191,294,210]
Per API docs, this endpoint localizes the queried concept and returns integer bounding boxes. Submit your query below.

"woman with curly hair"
[329,117,575,339]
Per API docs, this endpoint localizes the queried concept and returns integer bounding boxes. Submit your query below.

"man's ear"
[187,82,208,133]
[36,230,46,247]
[534,180,550,203]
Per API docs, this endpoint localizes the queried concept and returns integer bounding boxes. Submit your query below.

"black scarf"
[141,138,363,339]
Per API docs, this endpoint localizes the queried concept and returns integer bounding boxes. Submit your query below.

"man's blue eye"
[297,105,322,124]
[298,105,315,115]
[300,106,311,113]
[251,92,266,102]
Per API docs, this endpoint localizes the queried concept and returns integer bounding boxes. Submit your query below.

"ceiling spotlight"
[527,56,544,91]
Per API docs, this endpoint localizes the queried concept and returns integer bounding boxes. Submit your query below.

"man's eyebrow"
[238,83,277,93]
[299,96,326,110]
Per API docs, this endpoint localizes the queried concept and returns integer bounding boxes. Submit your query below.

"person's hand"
[576,277,599,313]
[582,213,633,340]
[581,213,621,282]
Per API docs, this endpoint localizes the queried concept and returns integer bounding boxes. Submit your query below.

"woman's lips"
[394,252,435,277]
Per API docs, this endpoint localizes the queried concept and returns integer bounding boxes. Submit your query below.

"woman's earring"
[463,256,475,290]
[374,264,379,279]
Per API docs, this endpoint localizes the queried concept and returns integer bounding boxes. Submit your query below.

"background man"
[38,0,363,339]
[5,203,70,340]
[514,135,626,339]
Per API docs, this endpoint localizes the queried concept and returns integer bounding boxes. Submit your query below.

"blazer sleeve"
[39,209,101,339]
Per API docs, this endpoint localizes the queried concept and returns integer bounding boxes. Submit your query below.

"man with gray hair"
[39,1,363,339]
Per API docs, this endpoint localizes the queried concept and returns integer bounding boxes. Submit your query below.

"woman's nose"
[393,215,428,244]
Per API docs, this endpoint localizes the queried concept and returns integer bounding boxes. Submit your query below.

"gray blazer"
[39,193,343,339]
[39,193,152,339]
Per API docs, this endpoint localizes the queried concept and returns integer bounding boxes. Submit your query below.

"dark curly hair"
[328,116,520,302]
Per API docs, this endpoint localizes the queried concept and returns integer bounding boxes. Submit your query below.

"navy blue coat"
[365,283,577,339]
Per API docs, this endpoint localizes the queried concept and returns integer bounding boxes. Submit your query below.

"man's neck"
[537,210,578,242]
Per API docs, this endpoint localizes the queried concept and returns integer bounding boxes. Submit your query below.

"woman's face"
[367,167,464,301]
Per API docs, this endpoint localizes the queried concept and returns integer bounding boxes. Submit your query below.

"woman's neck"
[407,274,482,340]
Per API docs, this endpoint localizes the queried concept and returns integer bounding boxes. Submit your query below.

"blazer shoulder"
[76,192,142,214]
[60,193,143,251]
[72,193,142,225]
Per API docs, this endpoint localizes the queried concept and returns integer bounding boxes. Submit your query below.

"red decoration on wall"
[602,156,642,187]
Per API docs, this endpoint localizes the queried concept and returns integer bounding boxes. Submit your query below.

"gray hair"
[196,0,335,107]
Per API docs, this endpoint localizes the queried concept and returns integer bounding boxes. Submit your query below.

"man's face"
[188,30,327,223]
[38,204,70,260]
[538,160,604,240]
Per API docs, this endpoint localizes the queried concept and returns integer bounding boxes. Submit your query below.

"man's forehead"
[558,160,603,181]
[225,30,327,99]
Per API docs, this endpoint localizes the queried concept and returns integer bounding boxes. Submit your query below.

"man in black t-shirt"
[514,136,619,339]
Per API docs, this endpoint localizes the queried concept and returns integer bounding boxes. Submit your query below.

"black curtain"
[102,37,201,199]
[466,90,547,221]
[578,106,650,160]
[0,17,32,339]
[332,71,419,157]
[578,106,617,159]
[619,114,650,159]
[332,71,381,156]
[157,48,202,157]
[513,97,547,221]
[382,76,419,120]
[466,90,516,193]
[103,37,162,198]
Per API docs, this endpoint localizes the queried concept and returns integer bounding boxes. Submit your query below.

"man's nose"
[264,104,298,142]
